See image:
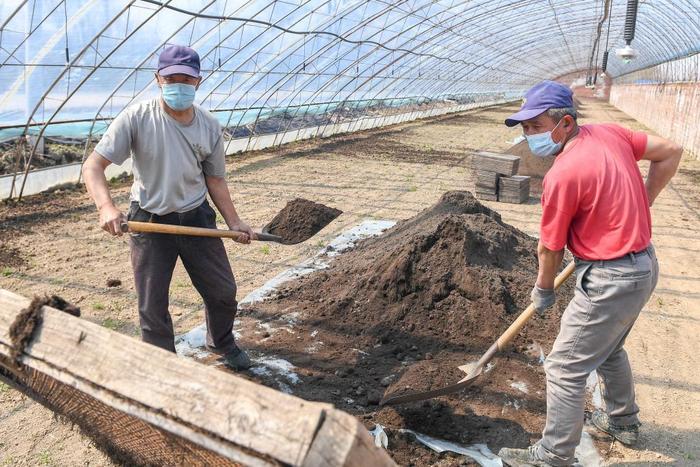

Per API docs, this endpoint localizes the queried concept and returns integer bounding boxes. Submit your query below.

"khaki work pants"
[538,246,659,466]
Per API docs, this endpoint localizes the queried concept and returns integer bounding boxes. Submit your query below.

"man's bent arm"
[536,242,565,289]
[205,175,253,244]
[642,135,683,206]
[82,151,124,236]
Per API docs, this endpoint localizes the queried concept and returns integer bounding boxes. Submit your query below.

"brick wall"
[609,82,700,160]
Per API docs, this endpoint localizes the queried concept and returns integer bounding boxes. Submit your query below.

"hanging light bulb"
[616,0,639,63]
[615,44,638,63]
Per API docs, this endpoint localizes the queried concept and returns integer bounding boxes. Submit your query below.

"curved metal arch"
[14,0,166,199]
[205,0,388,117]
[249,0,507,143]
[262,0,580,139]
[0,0,29,31]
[3,0,698,196]
[78,0,265,137]
[256,0,547,138]
[195,0,336,108]
[344,0,700,127]
[610,2,698,70]
[274,0,640,135]
[292,0,616,104]
[261,1,436,142]
[212,0,412,141]
[0,0,101,112]
[90,0,296,124]
[606,1,700,75]
[77,0,224,180]
[453,3,615,72]
[294,3,571,122]
[0,0,61,69]
[8,0,139,198]
[216,0,547,121]
[383,0,554,78]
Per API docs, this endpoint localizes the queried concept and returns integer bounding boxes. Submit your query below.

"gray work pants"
[538,245,658,466]
[128,200,238,354]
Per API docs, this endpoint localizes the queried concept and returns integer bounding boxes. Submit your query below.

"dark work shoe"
[591,410,640,446]
[498,445,553,467]
[220,345,252,371]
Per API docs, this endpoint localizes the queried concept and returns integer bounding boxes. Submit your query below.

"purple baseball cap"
[504,80,574,127]
[158,45,200,78]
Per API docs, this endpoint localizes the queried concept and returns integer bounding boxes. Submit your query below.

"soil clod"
[8,295,80,367]
[263,198,342,244]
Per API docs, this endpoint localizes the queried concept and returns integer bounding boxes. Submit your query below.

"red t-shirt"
[540,123,650,260]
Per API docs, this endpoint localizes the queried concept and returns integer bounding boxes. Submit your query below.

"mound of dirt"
[263,198,342,244]
[272,191,567,349]
[243,191,574,464]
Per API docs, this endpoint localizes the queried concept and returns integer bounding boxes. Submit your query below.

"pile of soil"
[263,198,342,244]
[242,191,574,465]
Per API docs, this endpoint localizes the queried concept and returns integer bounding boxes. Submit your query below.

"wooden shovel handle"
[496,260,576,351]
[123,221,250,242]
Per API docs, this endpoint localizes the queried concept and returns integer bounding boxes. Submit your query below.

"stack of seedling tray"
[472,151,529,204]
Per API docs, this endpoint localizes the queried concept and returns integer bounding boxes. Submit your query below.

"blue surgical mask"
[525,120,563,157]
[161,83,196,110]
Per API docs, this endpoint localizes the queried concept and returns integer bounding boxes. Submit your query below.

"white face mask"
[524,119,563,157]
[161,83,196,110]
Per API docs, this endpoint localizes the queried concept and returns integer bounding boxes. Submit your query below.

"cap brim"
[158,64,200,78]
[504,108,548,127]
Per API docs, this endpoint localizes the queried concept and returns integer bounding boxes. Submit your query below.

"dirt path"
[1,99,698,465]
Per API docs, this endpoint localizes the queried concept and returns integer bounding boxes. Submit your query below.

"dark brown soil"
[241,191,574,465]
[263,198,342,244]
[8,295,80,365]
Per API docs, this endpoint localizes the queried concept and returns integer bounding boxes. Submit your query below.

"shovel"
[380,260,576,406]
[121,221,287,243]
[121,199,342,244]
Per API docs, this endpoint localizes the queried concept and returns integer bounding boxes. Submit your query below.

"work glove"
[531,286,555,316]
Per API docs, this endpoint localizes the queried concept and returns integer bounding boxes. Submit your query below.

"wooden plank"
[0,350,275,467]
[0,289,326,465]
[303,409,395,467]
[471,151,520,175]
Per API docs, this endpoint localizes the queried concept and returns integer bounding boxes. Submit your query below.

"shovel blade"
[380,372,482,406]
[457,361,479,376]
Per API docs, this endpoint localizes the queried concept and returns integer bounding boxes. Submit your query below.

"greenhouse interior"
[0,0,699,466]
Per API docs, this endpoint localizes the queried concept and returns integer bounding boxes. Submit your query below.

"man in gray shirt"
[82,45,253,370]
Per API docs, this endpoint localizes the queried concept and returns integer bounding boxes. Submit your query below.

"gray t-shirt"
[95,98,226,215]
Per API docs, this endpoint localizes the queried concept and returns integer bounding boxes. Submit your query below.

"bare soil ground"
[1,99,699,466]
[237,190,577,466]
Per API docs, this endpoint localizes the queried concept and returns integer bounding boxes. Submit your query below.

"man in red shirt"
[497,81,682,467]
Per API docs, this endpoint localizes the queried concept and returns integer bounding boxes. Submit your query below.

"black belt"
[130,200,208,226]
